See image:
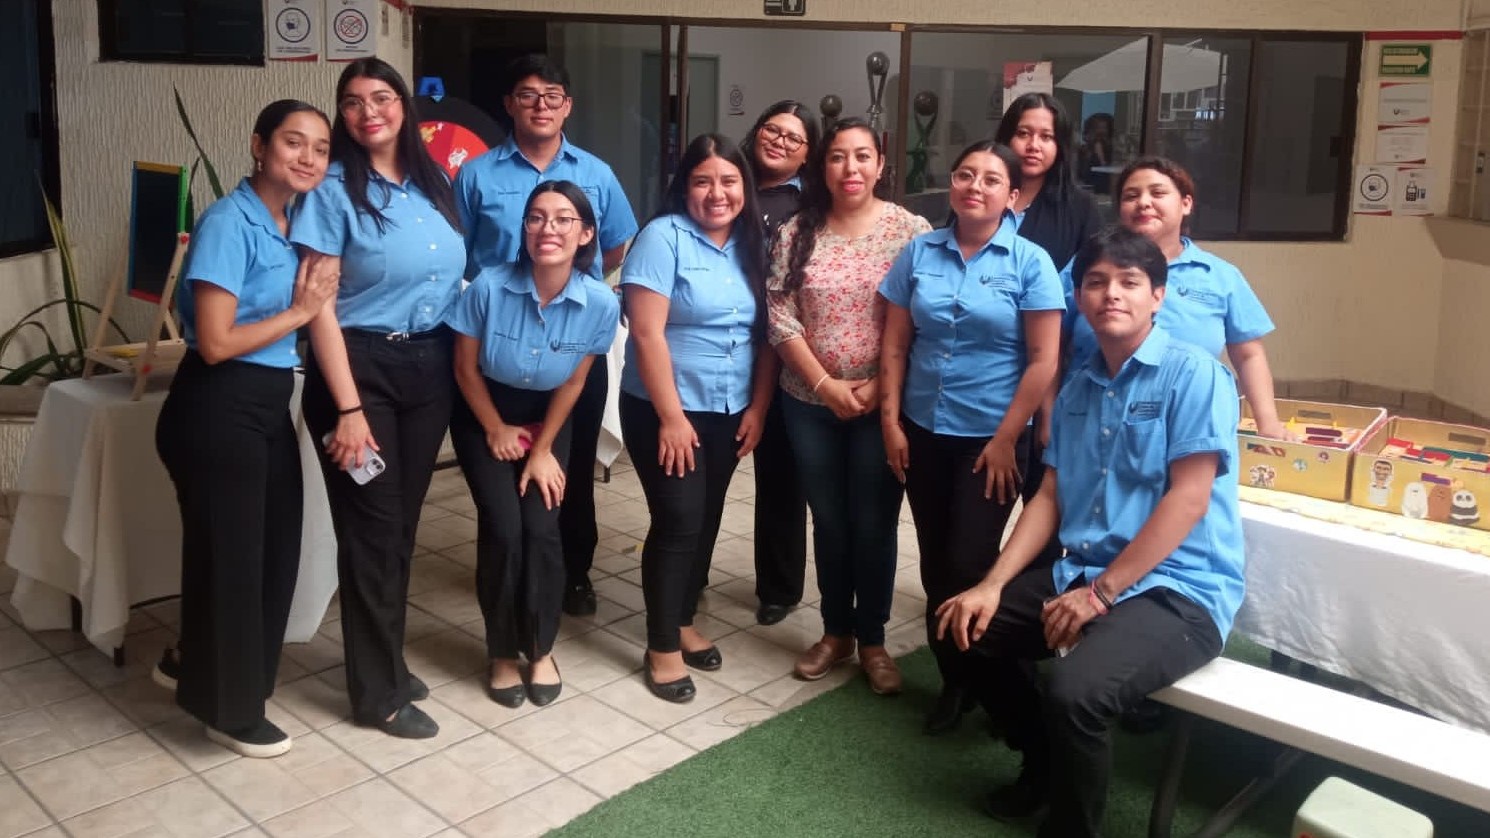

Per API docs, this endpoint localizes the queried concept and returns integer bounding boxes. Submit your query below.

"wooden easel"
[82,231,189,399]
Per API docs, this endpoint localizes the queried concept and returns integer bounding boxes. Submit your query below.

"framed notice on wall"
[325,0,378,61]
[267,0,321,61]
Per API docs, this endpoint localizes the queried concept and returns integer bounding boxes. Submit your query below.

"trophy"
[819,94,842,136]
[865,51,890,132]
[905,90,939,194]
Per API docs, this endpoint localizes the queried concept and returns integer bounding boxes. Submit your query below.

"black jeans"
[303,328,454,723]
[902,419,1033,688]
[781,395,902,645]
[752,388,808,607]
[450,379,572,660]
[156,351,301,732]
[965,566,1223,838]
[560,354,607,584]
[620,393,742,653]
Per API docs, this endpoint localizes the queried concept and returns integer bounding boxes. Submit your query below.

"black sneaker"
[983,761,1049,821]
[152,646,181,691]
[206,718,292,758]
[562,578,597,617]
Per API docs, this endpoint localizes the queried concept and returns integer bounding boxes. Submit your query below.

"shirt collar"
[228,178,283,236]
[495,134,579,168]
[1079,324,1172,382]
[932,210,1019,260]
[673,213,736,253]
[1172,237,1213,272]
[498,264,590,308]
[323,160,413,190]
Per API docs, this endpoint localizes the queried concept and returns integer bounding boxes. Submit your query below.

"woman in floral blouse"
[767,117,931,694]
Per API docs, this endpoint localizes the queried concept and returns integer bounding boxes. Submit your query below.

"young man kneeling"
[935,226,1245,838]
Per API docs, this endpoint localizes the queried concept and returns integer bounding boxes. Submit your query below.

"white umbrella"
[1057,38,1224,94]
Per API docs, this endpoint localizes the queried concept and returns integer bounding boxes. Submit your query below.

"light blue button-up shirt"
[878,216,1064,438]
[446,263,619,390]
[1062,238,1274,375]
[178,178,300,369]
[619,213,758,414]
[289,162,466,334]
[454,135,638,278]
[1046,325,1245,639]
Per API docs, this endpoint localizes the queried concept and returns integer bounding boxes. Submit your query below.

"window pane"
[0,0,48,251]
[903,32,1146,224]
[112,0,187,57]
[1244,39,1350,235]
[191,0,263,59]
[1158,35,1250,238]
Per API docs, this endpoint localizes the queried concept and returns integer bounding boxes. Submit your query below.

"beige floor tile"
[320,777,447,838]
[694,588,759,629]
[746,607,830,654]
[407,555,471,599]
[26,629,92,656]
[59,627,174,690]
[883,619,930,659]
[16,829,65,838]
[0,659,90,711]
[143,716,241,773]
[589,576,645,613]
[402,628,485,689]
[494,695,652,773]
[16,732,189,821]
[387,751,517,823]
[707,631,800,694]
[717,503,756,538]
[405,604,459,644]
[749,665,858,712]
[588,667,735,731]
[444,732,556,805]
[279,633,345,676]
[406,589,484,633]
[272,674,352,731]
[0,693,137,770]
[0,775,52,837]
[706,576,758,610]
[436,541,478,570]
[202,753,320,822]
[415,516,477,553]
[589,552,639,577]
[427,672,569,731]
[664,695,775,750]
[430,493,478,519]
[0,627,48,672]
[465,776,600,837]
[602,611,738,653]
[318,698,479,773]
[62,775,246,838]
[567,733,696,798]
[261,801,361,838]
[543,629,642,694]
[99,675,186,728]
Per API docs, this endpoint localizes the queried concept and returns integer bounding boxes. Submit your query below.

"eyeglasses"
[951,169,1008,191]
[758,122,808,152]
[523,214,584,233]
[339,91,400,114]
[513,91,568,110]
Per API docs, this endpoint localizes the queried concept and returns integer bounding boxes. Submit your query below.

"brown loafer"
[859,646,902,695]
[793,635,855,681]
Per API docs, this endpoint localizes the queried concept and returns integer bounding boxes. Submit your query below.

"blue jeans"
[780,395,904,646]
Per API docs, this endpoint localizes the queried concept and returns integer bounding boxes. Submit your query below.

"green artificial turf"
[553,640,1490,837]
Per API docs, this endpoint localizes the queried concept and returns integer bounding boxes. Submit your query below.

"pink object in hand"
[519,423,542,450]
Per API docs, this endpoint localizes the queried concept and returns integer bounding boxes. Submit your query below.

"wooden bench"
[1146,657,1490,837]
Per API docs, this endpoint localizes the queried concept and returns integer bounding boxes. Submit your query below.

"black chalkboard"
[128,162,188,303]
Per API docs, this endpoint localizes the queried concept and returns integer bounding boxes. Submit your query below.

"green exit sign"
[1380,44,1432,76]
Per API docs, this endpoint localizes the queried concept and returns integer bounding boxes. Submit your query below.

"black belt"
[344,325,449,343]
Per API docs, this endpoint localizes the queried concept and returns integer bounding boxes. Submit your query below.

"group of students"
[153,51,1279,837]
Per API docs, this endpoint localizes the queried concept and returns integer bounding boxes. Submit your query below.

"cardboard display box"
[1238,399,1387,502]
[1350,417,1490,531]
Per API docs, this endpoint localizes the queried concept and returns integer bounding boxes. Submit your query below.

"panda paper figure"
[1450,488,1481,527]
[1401,482,1429,519]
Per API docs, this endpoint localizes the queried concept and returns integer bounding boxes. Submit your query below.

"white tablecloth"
[1236,501,1490,734]
[4,374,338,655]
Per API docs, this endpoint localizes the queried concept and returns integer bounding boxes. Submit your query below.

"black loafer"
[526,662,562,707]
[368,703,439,739]
[643,655,696,703]
[681,646,722,671]
[756,603,793,626]
[562,578,598,617]
[409,674,429,702]
[924,685,974,736]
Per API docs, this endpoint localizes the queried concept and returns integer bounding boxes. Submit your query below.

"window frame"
[1,0,60,259]
[97,0,265,67]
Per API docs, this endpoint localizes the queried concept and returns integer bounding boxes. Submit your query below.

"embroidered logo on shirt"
[1128,400,1162,420]
[551,340,588,353]
[980,275,1019,292]
[1175,285,1220,306]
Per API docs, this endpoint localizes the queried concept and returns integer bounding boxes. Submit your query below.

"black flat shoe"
[681,646,722,671]
[643,655,696,703]
[409,674,429,702]
[756,602,793,626]
[924,685,975,736]
[562,578,598,617]
[369,703,439,739]
[486,682,526,708]
[526,662,563,707]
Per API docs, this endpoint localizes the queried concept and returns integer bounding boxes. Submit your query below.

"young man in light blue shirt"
[936,226,1244,838]
[453,54,639,618]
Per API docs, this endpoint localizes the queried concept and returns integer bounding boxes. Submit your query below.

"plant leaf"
[174,86,225,199]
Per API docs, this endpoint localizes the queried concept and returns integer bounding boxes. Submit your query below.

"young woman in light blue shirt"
[293,58,466,740]
[620,133,775,703]
[447,180,618,710]
[879,140,1064,733]
[155,100,336,758]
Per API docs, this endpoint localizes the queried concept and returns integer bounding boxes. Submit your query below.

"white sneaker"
[205,719,292,758]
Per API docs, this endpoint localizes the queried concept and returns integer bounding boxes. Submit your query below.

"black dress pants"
[560,354,607,584]
[752,388,808,608]
[303,329,453,724]
[450,380,572,660]
[156,351,302,732]
[620,393,741,653]
[964,565,1222,838]
[901,419,1027,689]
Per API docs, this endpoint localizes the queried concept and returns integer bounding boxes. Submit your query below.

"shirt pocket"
[1117,416,1165,480]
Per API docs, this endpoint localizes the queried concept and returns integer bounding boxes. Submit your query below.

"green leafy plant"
[0,187,128,384]
[173,86,226,218]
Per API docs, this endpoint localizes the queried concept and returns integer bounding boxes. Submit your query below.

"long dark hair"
[330,58,462,235]
[781,117,881,294]
[945,139,1023,231]
[654,133,767,334]
[742,99,821,184]
[516,180,598,275]
[995,92,1081,206]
